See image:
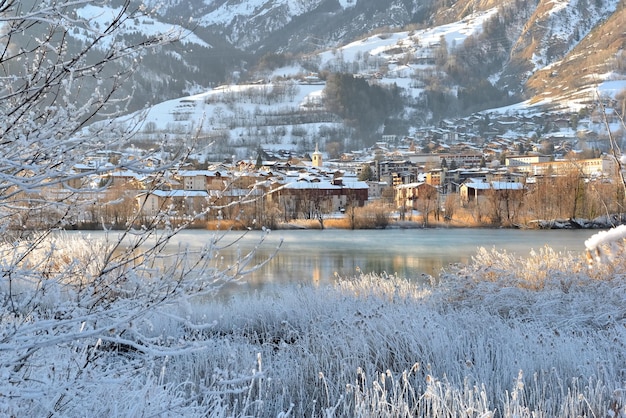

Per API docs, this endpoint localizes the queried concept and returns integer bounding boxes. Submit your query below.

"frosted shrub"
[0,233,111,311]
[453,245,590,289]
[0,227,274,416]
[585,224,626,269]
[2,236,623,416]
[136,260,623,417]
[347,367,492,417]
[0,0,341,415]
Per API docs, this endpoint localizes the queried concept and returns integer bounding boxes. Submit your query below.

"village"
[35,117,621,231]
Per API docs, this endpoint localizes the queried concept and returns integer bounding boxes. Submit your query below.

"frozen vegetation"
[1,1,625,416]
[1,230,625,417]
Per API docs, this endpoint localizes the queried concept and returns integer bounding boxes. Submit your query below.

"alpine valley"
[69,0,626,158]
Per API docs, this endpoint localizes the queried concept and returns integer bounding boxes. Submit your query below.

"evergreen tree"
[358,164,375,181]
[324,73,403,143]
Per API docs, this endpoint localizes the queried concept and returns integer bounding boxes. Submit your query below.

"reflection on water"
[98,228,595,294]
[68,228,597,294]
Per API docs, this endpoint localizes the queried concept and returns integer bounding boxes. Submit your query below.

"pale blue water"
[147,228,597,292]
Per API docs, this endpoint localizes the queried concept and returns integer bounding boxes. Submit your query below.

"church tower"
[312,142,323,167]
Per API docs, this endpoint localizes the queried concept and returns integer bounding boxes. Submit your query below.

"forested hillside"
[43,0,624,120]
[6,0,625,154]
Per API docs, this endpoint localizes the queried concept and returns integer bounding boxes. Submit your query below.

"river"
[98,227,598,294]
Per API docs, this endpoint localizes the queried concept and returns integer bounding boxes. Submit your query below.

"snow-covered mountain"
[144,0,433,53]
[136,0,622,95]
[52,0,626,158]
[67,0,624,110]
[84,0,626,163]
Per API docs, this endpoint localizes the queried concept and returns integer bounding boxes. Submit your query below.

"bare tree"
[0,1,272,415]
[443,193,457,221]
[416,184,438,226]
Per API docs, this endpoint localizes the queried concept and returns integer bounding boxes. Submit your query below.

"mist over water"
[145,228,596,293]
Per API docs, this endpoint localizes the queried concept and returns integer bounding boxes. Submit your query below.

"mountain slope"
[10,0,626,137]
[526,2,626,106]
[133,0,626,109]
[501,0,621,101]
[148,0,435,53]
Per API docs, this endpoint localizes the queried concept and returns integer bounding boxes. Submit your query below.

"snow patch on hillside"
[545,0,569,16]
[89,78,333,160]
[134,83,324,129]
[530,0,619,74]
[597,79,626,97]
[75,5,211,48]
[337,0,357,9]
[200,0,263,25]
[201,0,323,26]
[317,8,498,68]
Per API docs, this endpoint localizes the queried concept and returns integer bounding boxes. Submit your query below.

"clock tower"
[312,142,323,167]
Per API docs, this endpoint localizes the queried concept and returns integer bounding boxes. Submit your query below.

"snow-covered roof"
[284,180,340,190]
[491,182,524,190]
[463,181,524,190]
[396,182,426,189]
[464,182,491,190]
[143,190,210,198]
[176,170,225,177]
[109,170,144,178]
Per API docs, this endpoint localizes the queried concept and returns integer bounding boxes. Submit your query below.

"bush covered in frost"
[3,231,624,417]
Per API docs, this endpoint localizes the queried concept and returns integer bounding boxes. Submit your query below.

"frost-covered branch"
[0,1,277,415]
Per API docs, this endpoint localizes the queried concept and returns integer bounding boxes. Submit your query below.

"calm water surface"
[125,228,597,293]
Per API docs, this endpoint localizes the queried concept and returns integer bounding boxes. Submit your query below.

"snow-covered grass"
[2,231,624,417]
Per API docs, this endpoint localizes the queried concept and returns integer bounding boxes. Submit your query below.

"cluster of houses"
[41,93,623,228]
[350,151,618,210]
[66,144,369,225]
[58,134,621,227]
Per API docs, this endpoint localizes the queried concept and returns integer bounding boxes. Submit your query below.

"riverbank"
[209,204,626,230]
[271,214,625,231]
[64,210,626,231]
[10,233,623,416]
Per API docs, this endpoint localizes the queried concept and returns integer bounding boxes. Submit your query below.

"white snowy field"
[2,235,625,417]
